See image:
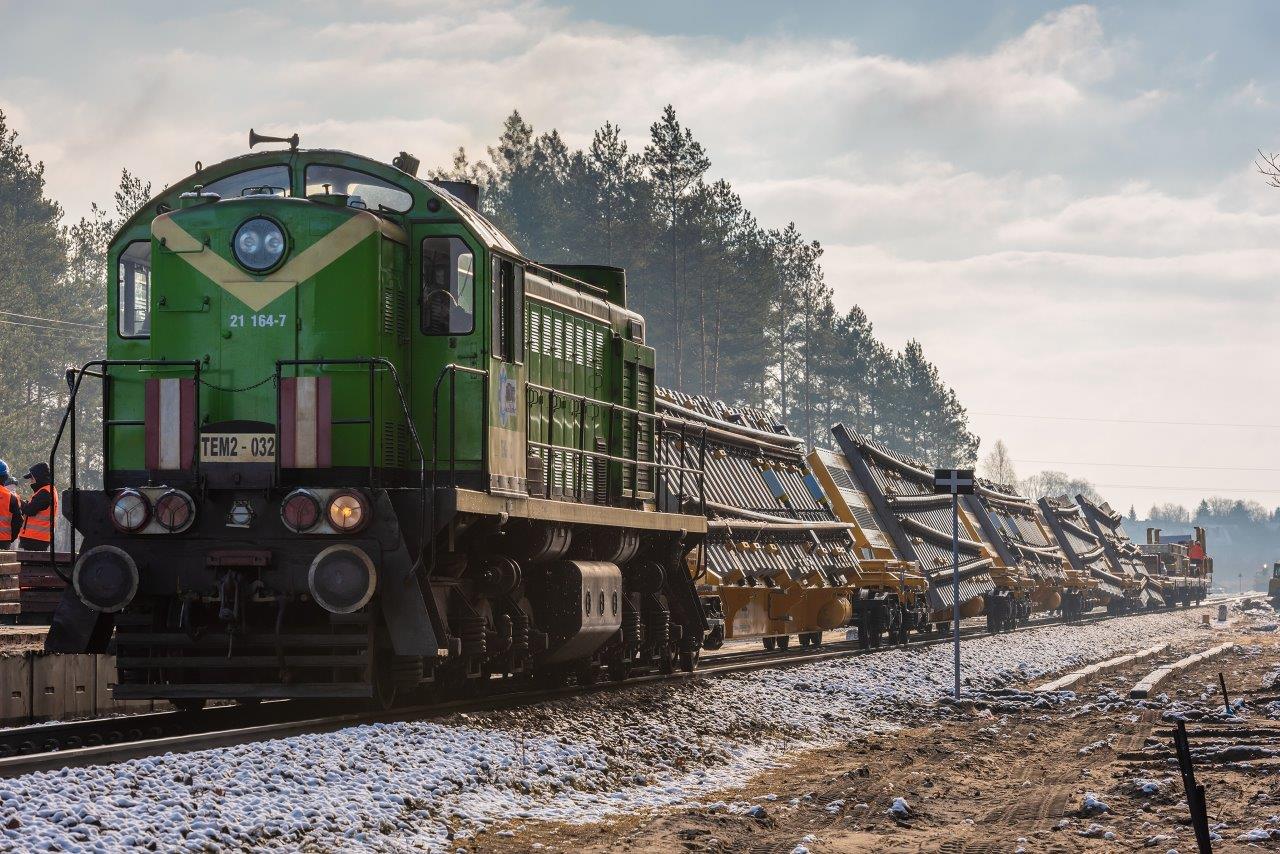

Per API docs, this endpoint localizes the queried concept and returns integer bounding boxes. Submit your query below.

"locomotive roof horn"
[249,128,300,151]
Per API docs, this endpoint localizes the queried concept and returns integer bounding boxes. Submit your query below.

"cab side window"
[492,256,523,362]
[118,241,152,338]
[421,237,474,335]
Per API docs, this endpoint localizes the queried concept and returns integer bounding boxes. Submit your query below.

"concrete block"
[94,655,151,715]
[31,654,95,720]
[0,655,31,724]
[1036,642,1169,693]
[1130,642,1235,699]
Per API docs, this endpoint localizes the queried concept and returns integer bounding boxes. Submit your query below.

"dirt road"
[481,605,1280,853]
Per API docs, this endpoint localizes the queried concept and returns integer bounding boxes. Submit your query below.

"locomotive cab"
[46,144,708,706]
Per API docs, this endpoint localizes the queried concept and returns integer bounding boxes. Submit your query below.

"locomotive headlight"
[308,545,377,614]
[281,489,321,532]
[326,490,369,533]
[232,217,286,272]
[153,489,195,532]
[73,545,139,613]
[110,489,151,533]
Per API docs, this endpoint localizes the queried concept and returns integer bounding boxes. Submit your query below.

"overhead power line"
[0,317,100,340]
[976,411,1280,430]
[1017,458,1280,474]
[1093,483,1280,496]
[0,310,100,330]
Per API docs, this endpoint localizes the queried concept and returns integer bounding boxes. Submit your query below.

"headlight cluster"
[110,488,195,534]
[110,489,150,533]
[232,217,287,272]
[280,489,369,534]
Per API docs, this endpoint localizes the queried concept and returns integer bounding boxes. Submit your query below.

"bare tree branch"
[1255,149,1280,188]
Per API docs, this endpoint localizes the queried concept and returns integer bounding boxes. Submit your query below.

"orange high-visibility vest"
[21,485,56,543]
[0,485,13,539]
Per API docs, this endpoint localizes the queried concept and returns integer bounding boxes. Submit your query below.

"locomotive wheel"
[658,648,675,675]
[763,636,777,651]
[372,656,398,711]
[679,650,699,672]
[798,633,810,648]
[608,660,632,682]
[777,634,791,650]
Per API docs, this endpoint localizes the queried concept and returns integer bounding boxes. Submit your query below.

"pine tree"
[433,109,980,460]
[0,109,71,477]
[586,122,645,267]
[642,106,709,387]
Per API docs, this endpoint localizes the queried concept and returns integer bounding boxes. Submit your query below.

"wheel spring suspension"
[510,608,531,658]
[459,615,487,659]
[391,655,424,690]
[622,606,642,655]
[646,603,670,655]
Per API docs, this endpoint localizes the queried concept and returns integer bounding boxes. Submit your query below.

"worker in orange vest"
[0,460,21,549]
[19,462,57,551]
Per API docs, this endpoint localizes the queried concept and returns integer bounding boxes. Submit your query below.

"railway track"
[0,602,1219,779]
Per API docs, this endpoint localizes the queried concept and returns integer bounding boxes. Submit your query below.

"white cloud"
[2,1,1277,512]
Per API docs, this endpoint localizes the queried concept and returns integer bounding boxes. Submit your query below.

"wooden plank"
[0,604,18,616]
[453,487,708,533]
[18,568,67,590]
[116,655,369,669]
[115,632,369,648]
[113,683,371,700]
[18,591,64,610]
[16,551,70,565]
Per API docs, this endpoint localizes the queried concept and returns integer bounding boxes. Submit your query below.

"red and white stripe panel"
[144,378,196,470]
[280,377,332,469]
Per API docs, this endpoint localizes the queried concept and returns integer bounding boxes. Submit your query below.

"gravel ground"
[0,607,1211,852]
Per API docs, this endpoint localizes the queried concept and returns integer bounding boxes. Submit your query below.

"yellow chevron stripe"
[152,212,398,312]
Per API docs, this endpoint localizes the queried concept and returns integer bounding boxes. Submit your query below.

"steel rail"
[0,600,1230,779]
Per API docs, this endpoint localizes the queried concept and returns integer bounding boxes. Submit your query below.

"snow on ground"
[0,609,1209,852]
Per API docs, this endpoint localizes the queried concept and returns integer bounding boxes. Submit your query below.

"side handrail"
[427,364,488,579]
[524,381,706,510]
[49,359,202,581]
[275,358,426,573]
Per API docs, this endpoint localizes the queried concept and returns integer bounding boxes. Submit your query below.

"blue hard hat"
[0,460,9,482]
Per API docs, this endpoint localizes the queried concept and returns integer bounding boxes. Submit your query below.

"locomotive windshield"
[203,165,290,198]
[304,165,412,213]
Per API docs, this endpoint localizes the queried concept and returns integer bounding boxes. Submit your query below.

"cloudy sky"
[3,0,1279,516]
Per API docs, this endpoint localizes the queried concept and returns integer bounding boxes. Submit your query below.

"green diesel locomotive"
[47,134,708,707]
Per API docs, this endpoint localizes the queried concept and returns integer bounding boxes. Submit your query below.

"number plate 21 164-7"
[200,433,276,463]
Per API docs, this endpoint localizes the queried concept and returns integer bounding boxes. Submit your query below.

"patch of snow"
[0,608,1210,851]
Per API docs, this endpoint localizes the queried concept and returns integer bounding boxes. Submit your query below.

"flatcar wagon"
[45,136,708,707]
[655,390,857,651]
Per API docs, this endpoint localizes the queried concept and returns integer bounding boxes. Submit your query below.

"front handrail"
[275,358,427,572]
[49,359,202,580]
